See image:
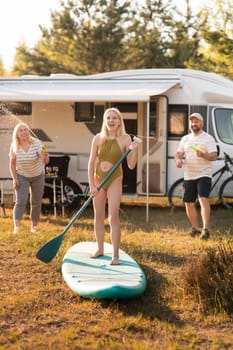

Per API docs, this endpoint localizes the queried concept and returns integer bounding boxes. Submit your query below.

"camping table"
[45,176,64,218]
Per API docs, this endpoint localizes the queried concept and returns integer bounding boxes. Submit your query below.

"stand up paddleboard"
[62,241,147,299]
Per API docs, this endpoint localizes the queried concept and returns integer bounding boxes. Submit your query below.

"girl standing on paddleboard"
[88,107,141,265]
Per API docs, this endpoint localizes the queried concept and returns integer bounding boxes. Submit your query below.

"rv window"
[74,102,94,122]
[0,102,32,115]
[110,103,137,113]
[149,102,156,137]
[168,105,188,138]
[214,108,233,145]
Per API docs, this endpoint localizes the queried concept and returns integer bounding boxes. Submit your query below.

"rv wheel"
[61,178,83,211]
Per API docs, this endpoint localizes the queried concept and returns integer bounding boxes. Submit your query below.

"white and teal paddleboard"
[62,241,147,299]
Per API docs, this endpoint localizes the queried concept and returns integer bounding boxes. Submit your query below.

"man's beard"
[191,126,201,134]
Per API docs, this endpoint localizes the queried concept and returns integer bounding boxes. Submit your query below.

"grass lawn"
[0,203,233,350]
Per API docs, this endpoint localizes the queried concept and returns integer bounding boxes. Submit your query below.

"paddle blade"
[36,233,64,263]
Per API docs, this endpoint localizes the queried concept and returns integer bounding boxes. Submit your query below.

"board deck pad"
[62,241,147,299]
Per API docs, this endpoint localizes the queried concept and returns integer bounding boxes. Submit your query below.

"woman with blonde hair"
[88,107,141,265]
[9,122,49,233]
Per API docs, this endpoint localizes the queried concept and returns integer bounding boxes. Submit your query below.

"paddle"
[36,146,132,263]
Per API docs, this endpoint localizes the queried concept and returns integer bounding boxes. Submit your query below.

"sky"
[0,0,62,70]
[0,0,208,72]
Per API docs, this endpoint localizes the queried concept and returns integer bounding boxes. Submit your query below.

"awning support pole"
[146,101,150,222]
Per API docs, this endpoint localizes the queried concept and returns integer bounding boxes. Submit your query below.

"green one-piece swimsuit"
[95,139,123,190]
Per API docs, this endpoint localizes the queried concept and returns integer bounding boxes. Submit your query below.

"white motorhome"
[0,69,233,210]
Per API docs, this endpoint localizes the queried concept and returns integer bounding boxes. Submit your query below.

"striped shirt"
[9,139,44,178]
[177,131,217,180]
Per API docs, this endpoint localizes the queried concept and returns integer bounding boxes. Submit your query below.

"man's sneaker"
[13,226,20,234]
[31,226,39,233]
[200,228,210,240]
[189,227,201,237]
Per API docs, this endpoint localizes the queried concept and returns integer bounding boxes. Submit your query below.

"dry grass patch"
[183,242,233,314]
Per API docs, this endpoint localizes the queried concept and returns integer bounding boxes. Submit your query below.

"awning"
[0,78,181,102]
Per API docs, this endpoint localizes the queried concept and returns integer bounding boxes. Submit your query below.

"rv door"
[138,96,168,195]
[209,105,233,158]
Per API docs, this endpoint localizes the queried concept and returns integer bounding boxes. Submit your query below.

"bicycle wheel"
[44,177,83,212]
[168,178,185,209]
[219,177,233,209]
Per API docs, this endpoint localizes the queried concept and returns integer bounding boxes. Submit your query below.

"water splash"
[0,103,30,177]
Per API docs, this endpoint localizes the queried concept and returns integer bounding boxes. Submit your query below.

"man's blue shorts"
[183,177,212,203]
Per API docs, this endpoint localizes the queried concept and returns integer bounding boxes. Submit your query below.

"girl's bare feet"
[110,257,119,265]
[89,250,103,259]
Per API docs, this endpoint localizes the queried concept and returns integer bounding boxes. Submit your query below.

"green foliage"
[189,30,233,79]
[187,0,233,79]
[12,44,66,76]
[13,0,131,75]
[123,0,175,68]
[166,0,207,68]
[11,0,206,76]
[10,0,233,79]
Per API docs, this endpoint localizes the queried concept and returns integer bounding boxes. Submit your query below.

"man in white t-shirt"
[175,113,218,240]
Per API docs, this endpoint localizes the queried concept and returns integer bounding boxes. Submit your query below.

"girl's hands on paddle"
[90,185,99,196]
[130,136,142,150]
[127,136,142,170]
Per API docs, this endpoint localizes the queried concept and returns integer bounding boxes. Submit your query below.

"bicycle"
[168,152,233,210]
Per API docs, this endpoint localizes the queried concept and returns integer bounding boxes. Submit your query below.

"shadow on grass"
[97,264,184,327]
[126,244,186,267]
[40,210,94,230]
[71,242,185,326]
[91,245,186,327]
